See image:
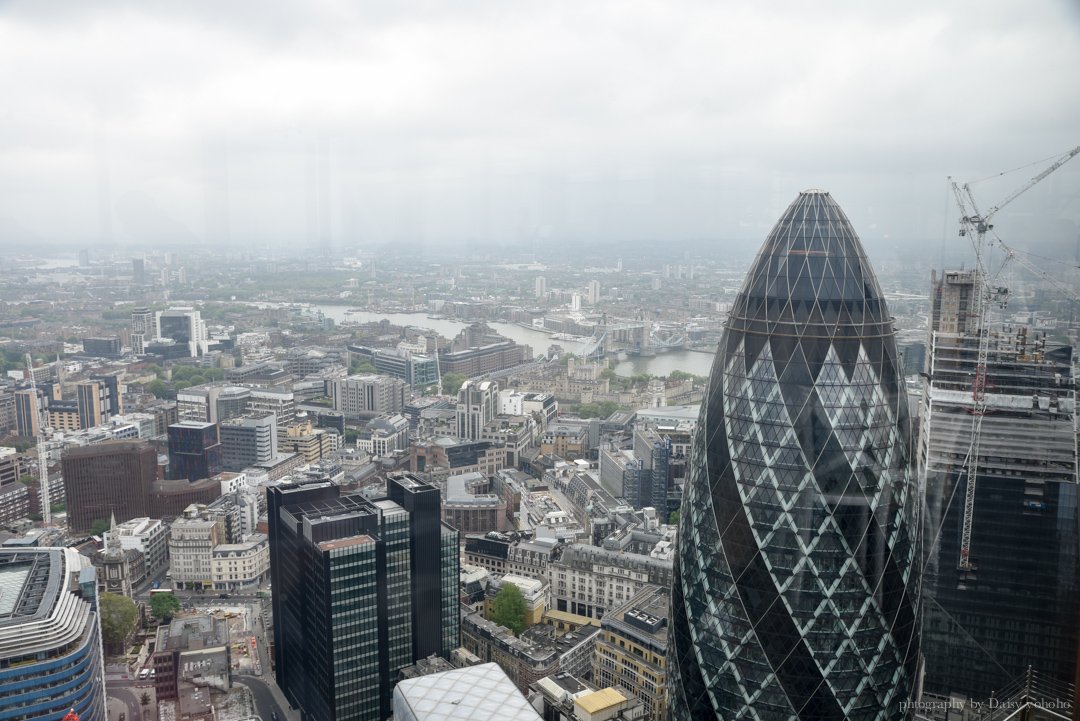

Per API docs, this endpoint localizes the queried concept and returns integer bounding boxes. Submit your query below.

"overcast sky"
[1,0,1078,260]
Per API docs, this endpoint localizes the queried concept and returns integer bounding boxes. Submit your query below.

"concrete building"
[168,507,221,590]
[219,413,277,471]
[90,522,147,598]
[0,548,107,721]
[530,675,646,721]
[485,573,548,629]
[593,585,668,721]
[76,380,108,429]
[14,388,44,437]
[331,373,408,419]
[540,424,590,460]
[356,413,410,456]
[457,380,498,440]
[460,609,600,694]
[549,544,672,620]
[113,517,170,574]
[61,441,157,533]
[153,613,230,701]
[442,471,507,535]
[277,419,338,462]
[155,307,208,357]
[210,534,269,591]
[0,448,29,524]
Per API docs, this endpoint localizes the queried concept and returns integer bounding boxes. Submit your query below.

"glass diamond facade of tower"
[668,190,921,720]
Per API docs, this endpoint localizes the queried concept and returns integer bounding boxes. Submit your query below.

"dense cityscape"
[3,2,1080,721]
[1,173,1078,721]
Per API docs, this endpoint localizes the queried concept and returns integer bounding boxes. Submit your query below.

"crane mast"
[950,145,1079,571]
[25,354,52,526]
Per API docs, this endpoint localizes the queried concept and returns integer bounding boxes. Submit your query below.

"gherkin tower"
[668,190,921,720]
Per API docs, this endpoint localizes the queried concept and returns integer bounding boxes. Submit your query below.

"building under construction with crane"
[920,276,1079,694]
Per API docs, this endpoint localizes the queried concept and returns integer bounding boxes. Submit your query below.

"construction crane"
[949,144,1080,572]
[25,354,52,526]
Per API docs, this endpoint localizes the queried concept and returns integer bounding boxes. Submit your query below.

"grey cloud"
[0,0,1077,253]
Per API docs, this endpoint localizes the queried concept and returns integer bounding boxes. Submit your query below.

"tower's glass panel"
[668,190,920,721]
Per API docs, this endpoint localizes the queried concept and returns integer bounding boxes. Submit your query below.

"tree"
[147,379,169,398]
[99,593,138,655]
[140,692,151,707]
[668,510,680,525]
[90,518,111,536]
[349,359,376,375]
[441,373,467,396]
[150,592,182,622]
[490,582,527,635]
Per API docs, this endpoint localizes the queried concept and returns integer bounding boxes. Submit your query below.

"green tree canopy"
[99,593,139,654]
[150,592,182,622]
[147,379,169,398]
[668,510,680,525]
[140,692,151,707]
[349,359,377,375]
[90,518,111,536]
[441,373,467,396]
[490,582,527,635]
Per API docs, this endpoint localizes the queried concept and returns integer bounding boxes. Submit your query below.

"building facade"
[62,441,157,533]
[220,413,278,471]
[167,421,223,481]
[267,474,459,721]
[920,303,1079,696]
[0,548,107,721]
[668,191,921,720]
[331,374,408,419]
[548,544,672,620]
[593,585,668,721]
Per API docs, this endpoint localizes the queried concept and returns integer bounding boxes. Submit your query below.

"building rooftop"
[317,535,373,552]
[576,687,627,714]
[393,662,542,721]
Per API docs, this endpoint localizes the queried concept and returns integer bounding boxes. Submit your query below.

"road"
[234,676,298,721]
[105,682,144,721]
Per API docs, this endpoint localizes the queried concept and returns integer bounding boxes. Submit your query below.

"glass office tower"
[668,190,921,720]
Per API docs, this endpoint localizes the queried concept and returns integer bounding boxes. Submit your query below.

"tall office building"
[90,373,123,418]
[132,257,146,284]
[456,380,498,440]
[131,307,155,355]
[62,441,157,532]
[535,276,546,299]
[386,474,461,658]
[167,421,223,481]
[220,413,278,471]
[331,374,408,419]
[587,279,601,305]
[14,388,45,437]
[76,380,107,429]
[155,307,208,357]
[668,191,920,720]
[920,280,1079,697]
[267,473,459,721]
[0,548,107,721]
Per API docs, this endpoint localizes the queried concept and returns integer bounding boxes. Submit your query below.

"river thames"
[315,305,716,378]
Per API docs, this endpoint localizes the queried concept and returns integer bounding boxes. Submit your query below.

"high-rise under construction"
[919,269,1079,699]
